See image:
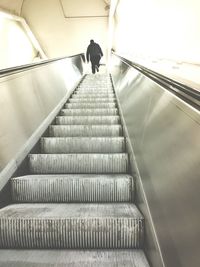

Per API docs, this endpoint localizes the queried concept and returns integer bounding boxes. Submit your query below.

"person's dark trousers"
[90,55,101,74]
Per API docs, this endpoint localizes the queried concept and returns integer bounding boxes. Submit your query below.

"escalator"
[0,73,150,266]
[0,54,199,267]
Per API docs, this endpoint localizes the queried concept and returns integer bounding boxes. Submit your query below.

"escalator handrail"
[0,53,85,77]
[113,53,200,110]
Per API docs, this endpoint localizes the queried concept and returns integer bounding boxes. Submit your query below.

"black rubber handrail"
[113,53,200,110]
[0,53,85,76]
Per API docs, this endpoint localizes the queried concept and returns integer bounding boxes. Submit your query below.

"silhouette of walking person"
[86,40,103,74]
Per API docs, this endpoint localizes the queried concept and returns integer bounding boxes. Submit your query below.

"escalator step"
[41,137,125,153]
[29,153,128,174]
[11,174,134,203]
[69,98,116,103]
[65,102,116,109]
[0,203,144,249]
[73,89,115,97]
[72,94,115,99]
[76,90,113,93]
[49,125,122,137]
[0,249,150,267]
[60,108,118,116]
[55,116,120,125]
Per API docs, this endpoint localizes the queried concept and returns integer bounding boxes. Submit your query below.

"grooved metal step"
[61,108,118,116]
[76,85,112,87]
[0,73,149,266]
[78,84,111,86]
[76,92,114,95]
[80,89,113,92]
[0,203,144,249]
[78,87,113,89]
[41,137,125,153]
[72,94,115,98]
[0,249,150,267]
[65,103,116,109]
[69,98,116,103]
[29,153,128,174]
[49,125,122,137]
[56,116,120,125]
[74,89,114,94]
[11,174,134,202]
[77,83,112,85]
[73,92,114,95]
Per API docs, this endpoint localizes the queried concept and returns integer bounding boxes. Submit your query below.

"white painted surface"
[111,0,200,89]
[113,0,200,63]
[61,0,109,17]
[0,11,37,69]
[0,0,23,15]
[20,0,109,62]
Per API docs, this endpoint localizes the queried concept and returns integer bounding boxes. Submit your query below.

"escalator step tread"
[11,174,134,203]
[0,249,150,267]
[55,115,120,125]
[41,137,125,153]
[0,203,144,249]
[49,125,122,137]
[29,153,128,174]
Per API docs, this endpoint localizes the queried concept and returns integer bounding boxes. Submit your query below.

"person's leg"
[94,56,100,72]
[90,58,96,74]
[92,62,95,74]
[96,55,101,67]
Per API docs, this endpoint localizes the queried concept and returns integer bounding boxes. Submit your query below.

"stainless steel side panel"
[0,56,83,172]
[111,56,200,267]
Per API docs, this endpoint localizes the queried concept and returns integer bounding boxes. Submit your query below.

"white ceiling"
[0,0,23,15]
[60,0,110,17]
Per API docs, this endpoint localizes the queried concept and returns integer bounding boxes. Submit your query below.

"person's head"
[90,39,94,44]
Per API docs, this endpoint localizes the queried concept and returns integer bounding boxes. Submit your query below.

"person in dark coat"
[86,40,103,74]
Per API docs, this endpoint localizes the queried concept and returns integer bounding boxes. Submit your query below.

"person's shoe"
[96,66,99,72]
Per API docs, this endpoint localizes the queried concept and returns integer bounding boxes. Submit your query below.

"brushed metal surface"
[29,153,128,174]
[0,56,84,172]
[65,102,117,109]
[72,93,115,98]
[73,92,114,95]
[69,98,116,103]
[111,56,200,267]
[77,85,112,91]
[0,71,150,265]
[0,203,144,249]
[0,249,150,267]
[11,174,134,202]
[60,108,118,116]
[77,90,113,93]
[41,137,125,153]
[56,115,120,125]
[49,125,122,137]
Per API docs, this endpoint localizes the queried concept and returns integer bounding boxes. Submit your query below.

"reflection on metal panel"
[111,55,200,267]
[0,56,83,172]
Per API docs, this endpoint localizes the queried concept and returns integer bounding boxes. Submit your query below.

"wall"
[111,0,200,88]
[0,56,83,176]
[0,11,38,69]
[21,0,109,62]
[113,0,200,63]
[111,55,200,267]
